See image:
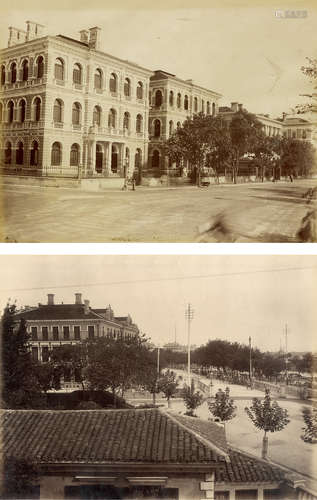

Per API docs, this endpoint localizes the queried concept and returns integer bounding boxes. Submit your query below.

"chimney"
[88,27,101,50]
[47,294,54,305]
[238,103,243,112]
[8,27,27,47]
[231,102,238,112]
[25,21,45,42]
[282,112,287,121]
[79,29,89,44]
[75,293,82,305]
[84,299,90,315]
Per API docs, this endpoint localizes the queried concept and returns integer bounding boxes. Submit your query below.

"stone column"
[119,142,125,176]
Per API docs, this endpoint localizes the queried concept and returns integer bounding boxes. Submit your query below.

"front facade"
[0,22,152,183]
[0,22,222,185]
[13,293,139,386]
[148,70,221,177]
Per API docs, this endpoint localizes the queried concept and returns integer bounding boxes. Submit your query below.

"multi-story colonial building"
[148,70,221,176]
[0,21,152,183]
[219,102,313,142]
[13,293,139,375]
[0,22,222,185]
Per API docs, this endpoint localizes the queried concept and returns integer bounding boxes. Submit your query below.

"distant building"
[163,341,197,353]
[3,407,313,500]
[13,293,139,388]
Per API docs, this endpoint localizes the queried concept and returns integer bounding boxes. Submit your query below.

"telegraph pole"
[185,304,194,387]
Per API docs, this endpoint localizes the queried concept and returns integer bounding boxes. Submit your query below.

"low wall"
[1,175,124,191]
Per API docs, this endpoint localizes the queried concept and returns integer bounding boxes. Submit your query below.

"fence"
[0,164,80,178]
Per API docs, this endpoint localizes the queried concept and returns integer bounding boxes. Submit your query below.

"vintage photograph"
[0,254,316,499]
[0,4,316,242]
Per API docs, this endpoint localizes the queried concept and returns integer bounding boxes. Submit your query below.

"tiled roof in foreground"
[2,409,227,465]
[216,448,286,484]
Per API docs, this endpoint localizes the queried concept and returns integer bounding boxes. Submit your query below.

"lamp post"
[185,304,194,387]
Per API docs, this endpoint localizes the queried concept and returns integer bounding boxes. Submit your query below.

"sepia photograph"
[0,254,316,499]
[0,1,316,242]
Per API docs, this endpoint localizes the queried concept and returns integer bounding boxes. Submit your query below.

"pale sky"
[1,4,316,116]
[0,255,316,353]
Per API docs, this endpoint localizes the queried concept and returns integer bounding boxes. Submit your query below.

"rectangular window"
[88,325,95,339]
[32,347,38,362]
[42,346,49,363]
[74,326,81,340]
[31,326,38,340]
[42,326,48,341]
[236,490,258,500]
[52,326,59,340]
[63,326,70,340]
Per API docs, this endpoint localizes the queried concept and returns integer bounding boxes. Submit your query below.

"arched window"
[33,97,41,121]
[51,142,61,166]
[22,60,28,81]
[201,100,205,113]
[8,101,14,123]
[124,78,131,97]
[53,99,63,122]
[94,68,102,90]
[152,150,160,168]
[54,58,64,80]
[194,97,198,112]
[37,56,44,78]
[72,102,81,125]
[10,62,17,83]
[108,108,116,128]
[93,105,101,126]
[30,141,39,166]
[184,95,189,111]
[109,73,117,93]
[177,93,181,108]
[1,65,5,85]
[207,101,210,115]
[169,120,174,136]
[136,81,143,99]
[16,141,24,165]
[70,143,80,166]
[154,119,161,137]
[19,100,26,123]
[212,102,216,115]
[169,91,174,106]
[5,142,12,164]
[155,90,162,107]
[136,114,143,133]
[73,63,82,85]
[176,121,181,130]
[123,111,130,130]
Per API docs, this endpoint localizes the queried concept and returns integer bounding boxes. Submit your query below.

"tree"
[207,387,236,427]
[295,57,317,114]
[50,344,87,391]
[141,366,161,405]
[229,110,263,183]
[1,304,43,408]
[85,335,152,406]
[158,369,179,408]
[301,406,317,443]
[164,113,231,186]
[279,137,316,178]
[245,389,290,459]
[252,134,281,181]
[181,379,204,416]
